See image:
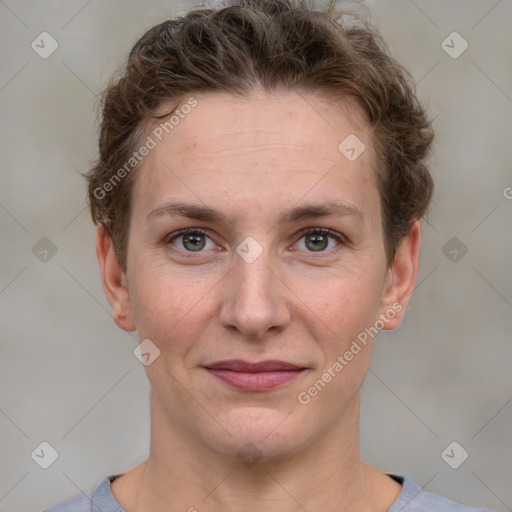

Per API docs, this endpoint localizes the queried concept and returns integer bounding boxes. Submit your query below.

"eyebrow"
[146,200,364,226]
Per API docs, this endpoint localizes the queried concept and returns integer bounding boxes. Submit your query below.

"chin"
[199,406,313,463]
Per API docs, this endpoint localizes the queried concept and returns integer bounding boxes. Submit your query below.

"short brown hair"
[86,0,434,272]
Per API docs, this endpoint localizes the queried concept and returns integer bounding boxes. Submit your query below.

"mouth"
[203,359,307,391]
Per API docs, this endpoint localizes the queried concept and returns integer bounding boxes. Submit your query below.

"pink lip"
[204,360,306,390]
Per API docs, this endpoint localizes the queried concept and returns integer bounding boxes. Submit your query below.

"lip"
[203,359,307,390]
[205,359,304,372]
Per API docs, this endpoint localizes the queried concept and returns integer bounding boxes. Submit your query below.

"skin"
[97,89,421,512]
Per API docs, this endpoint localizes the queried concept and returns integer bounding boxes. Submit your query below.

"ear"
[379,220,421,330]
[96,224,136,332]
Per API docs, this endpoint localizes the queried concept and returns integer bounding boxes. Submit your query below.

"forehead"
[133,89,380,226]
[149,89,371,161]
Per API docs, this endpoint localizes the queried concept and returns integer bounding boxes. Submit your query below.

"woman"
[44,0,491,510]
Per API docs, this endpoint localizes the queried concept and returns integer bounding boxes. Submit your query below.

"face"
[99,89,418,462]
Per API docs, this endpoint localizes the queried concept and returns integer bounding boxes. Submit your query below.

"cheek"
[127,259,175,338]
[127,259,217,350]
[297,271,381,384]
[296,266,383,337]
[300,281,378,413]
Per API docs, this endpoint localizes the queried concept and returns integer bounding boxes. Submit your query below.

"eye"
[167,229,215,252]
[295,228,345,253]
[165,227,346,256]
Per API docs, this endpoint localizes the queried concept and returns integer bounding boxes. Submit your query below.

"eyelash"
[165,227,347,257]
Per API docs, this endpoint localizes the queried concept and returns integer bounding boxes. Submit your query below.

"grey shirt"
[41,473,492,511]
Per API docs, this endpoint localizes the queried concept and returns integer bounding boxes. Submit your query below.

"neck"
[111,392,401,512]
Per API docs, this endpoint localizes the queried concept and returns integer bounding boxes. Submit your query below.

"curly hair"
[86,0,434,271]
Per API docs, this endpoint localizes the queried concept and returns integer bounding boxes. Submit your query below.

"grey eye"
[181,233,207,251]
[296,229,342,252]
[305,233,329,251]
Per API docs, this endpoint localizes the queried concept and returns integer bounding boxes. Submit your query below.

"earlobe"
[379,220,421,330]
[95,225,136,332]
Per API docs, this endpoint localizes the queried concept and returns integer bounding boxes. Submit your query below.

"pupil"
[183,234,205,251]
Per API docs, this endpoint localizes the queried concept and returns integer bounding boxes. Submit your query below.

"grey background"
[0,0,511,511]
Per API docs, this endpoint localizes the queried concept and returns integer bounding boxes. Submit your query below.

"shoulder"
[40,474,123,512]
[40,492,91,512]
[389,474,493,512]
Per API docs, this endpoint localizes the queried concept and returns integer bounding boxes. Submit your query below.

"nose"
[219,243,291,341]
